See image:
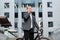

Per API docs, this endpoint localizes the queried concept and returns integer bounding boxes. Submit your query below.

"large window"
[21,4,27,8]
[22,12,26,18]
[48,12,53,17]
[48,21,53,27]
[15,22,18,28]
[4,12,9,18]
[38,2,42,8]
[47,2,52,8]
[49,32,53,37]
[4,3,9,8]
[39,12,42,17]
[21,3,35,8]
[14,3,18,8]
[15,12,18,18]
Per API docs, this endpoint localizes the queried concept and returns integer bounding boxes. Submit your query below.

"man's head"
[27,6,32,14]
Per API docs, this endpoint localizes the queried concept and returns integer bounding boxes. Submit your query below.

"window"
[4,3,9,8]
[39,12,42,17]
[48,12,53,17]
[15,12,18,18]
[28,3,35,7]
[4,12,9,18]
[38,2,42,8]
[47,2,52,7]
[21,4,27,8]
[21,3,35,8]
[48,22,53,27]
[49,32,53,37]
[14,3,18,8]
[15,22,18,28]
[22,12,26,18]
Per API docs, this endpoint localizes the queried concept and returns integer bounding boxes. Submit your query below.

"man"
[22,6,39,40]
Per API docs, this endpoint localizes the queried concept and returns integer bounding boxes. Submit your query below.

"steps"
[8,38,16,40]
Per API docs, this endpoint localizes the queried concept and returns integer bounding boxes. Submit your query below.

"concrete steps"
[8,38,16,40]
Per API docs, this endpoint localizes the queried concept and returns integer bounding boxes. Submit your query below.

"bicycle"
[16,28,50,40]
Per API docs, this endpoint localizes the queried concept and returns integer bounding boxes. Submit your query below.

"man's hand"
[23,13,30,20]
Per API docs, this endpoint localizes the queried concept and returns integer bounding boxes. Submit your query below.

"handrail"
[8,31,17,37]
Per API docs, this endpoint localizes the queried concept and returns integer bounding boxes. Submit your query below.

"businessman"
[22,6,39,40]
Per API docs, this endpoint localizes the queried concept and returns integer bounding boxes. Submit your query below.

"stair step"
[8,38,16,40]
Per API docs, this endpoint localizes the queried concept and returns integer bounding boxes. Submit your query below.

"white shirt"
[30,14,33,28]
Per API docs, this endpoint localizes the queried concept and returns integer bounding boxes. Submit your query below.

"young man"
[22,6,39,40]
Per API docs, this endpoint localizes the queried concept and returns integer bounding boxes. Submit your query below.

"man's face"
[27,6,32,14]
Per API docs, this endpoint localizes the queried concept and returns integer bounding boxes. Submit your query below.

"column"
[9,0,15,29]
[18,0,23,38]
[0,0,4,16]
[35,0,39,25]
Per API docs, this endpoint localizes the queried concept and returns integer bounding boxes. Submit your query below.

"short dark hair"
[27,5,32,9]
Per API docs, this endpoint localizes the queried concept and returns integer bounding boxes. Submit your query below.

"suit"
[22,12,39,40]
[22,12,39,30]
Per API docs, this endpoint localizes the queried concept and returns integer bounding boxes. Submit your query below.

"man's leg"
[24,30,29,40]
[29,29,34,40]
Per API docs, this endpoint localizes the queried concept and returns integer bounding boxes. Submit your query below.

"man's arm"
[23,13,30,20]
[34,17,39,29]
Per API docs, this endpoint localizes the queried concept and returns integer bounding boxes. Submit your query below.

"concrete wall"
[3,0,15,29]
[0,0,4,16]
[42,0,60,37]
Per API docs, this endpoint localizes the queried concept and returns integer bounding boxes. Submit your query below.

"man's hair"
[27,5,32,9]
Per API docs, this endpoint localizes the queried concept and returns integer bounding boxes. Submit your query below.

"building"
[43,0,60,38]
[0,0,60,39]
[0,0,15,29]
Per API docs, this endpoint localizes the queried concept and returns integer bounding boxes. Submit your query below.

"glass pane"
[4,12,9,18]
[4,3,9,8]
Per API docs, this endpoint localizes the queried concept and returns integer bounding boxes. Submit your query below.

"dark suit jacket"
[22,12,39,30]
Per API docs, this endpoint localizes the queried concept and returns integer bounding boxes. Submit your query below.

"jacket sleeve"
[34,17,39,29]
[23,13,30,20]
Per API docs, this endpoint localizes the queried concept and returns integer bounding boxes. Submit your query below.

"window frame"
[15,12,18,18]
[4,12,9,18]
[48,12,53,17]
[48,21,53,27]
[4,3,9,8]
[47,2,52,8]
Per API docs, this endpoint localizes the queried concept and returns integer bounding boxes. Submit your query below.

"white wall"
[42,0,49,37]
[42,0,60,37]
[3,0,15,29]
[53,0,60,32]
[0,0,4,16]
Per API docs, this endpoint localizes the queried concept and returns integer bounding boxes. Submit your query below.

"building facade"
[42,0,60,37]
[0,0,60,38]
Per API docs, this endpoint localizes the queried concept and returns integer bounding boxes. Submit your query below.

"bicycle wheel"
[16,38,23,40]
[36,37,40,40]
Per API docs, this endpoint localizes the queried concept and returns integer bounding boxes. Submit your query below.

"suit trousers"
[24,28,34,40]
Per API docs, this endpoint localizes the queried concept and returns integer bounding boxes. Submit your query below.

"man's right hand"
[23,13,30,20]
